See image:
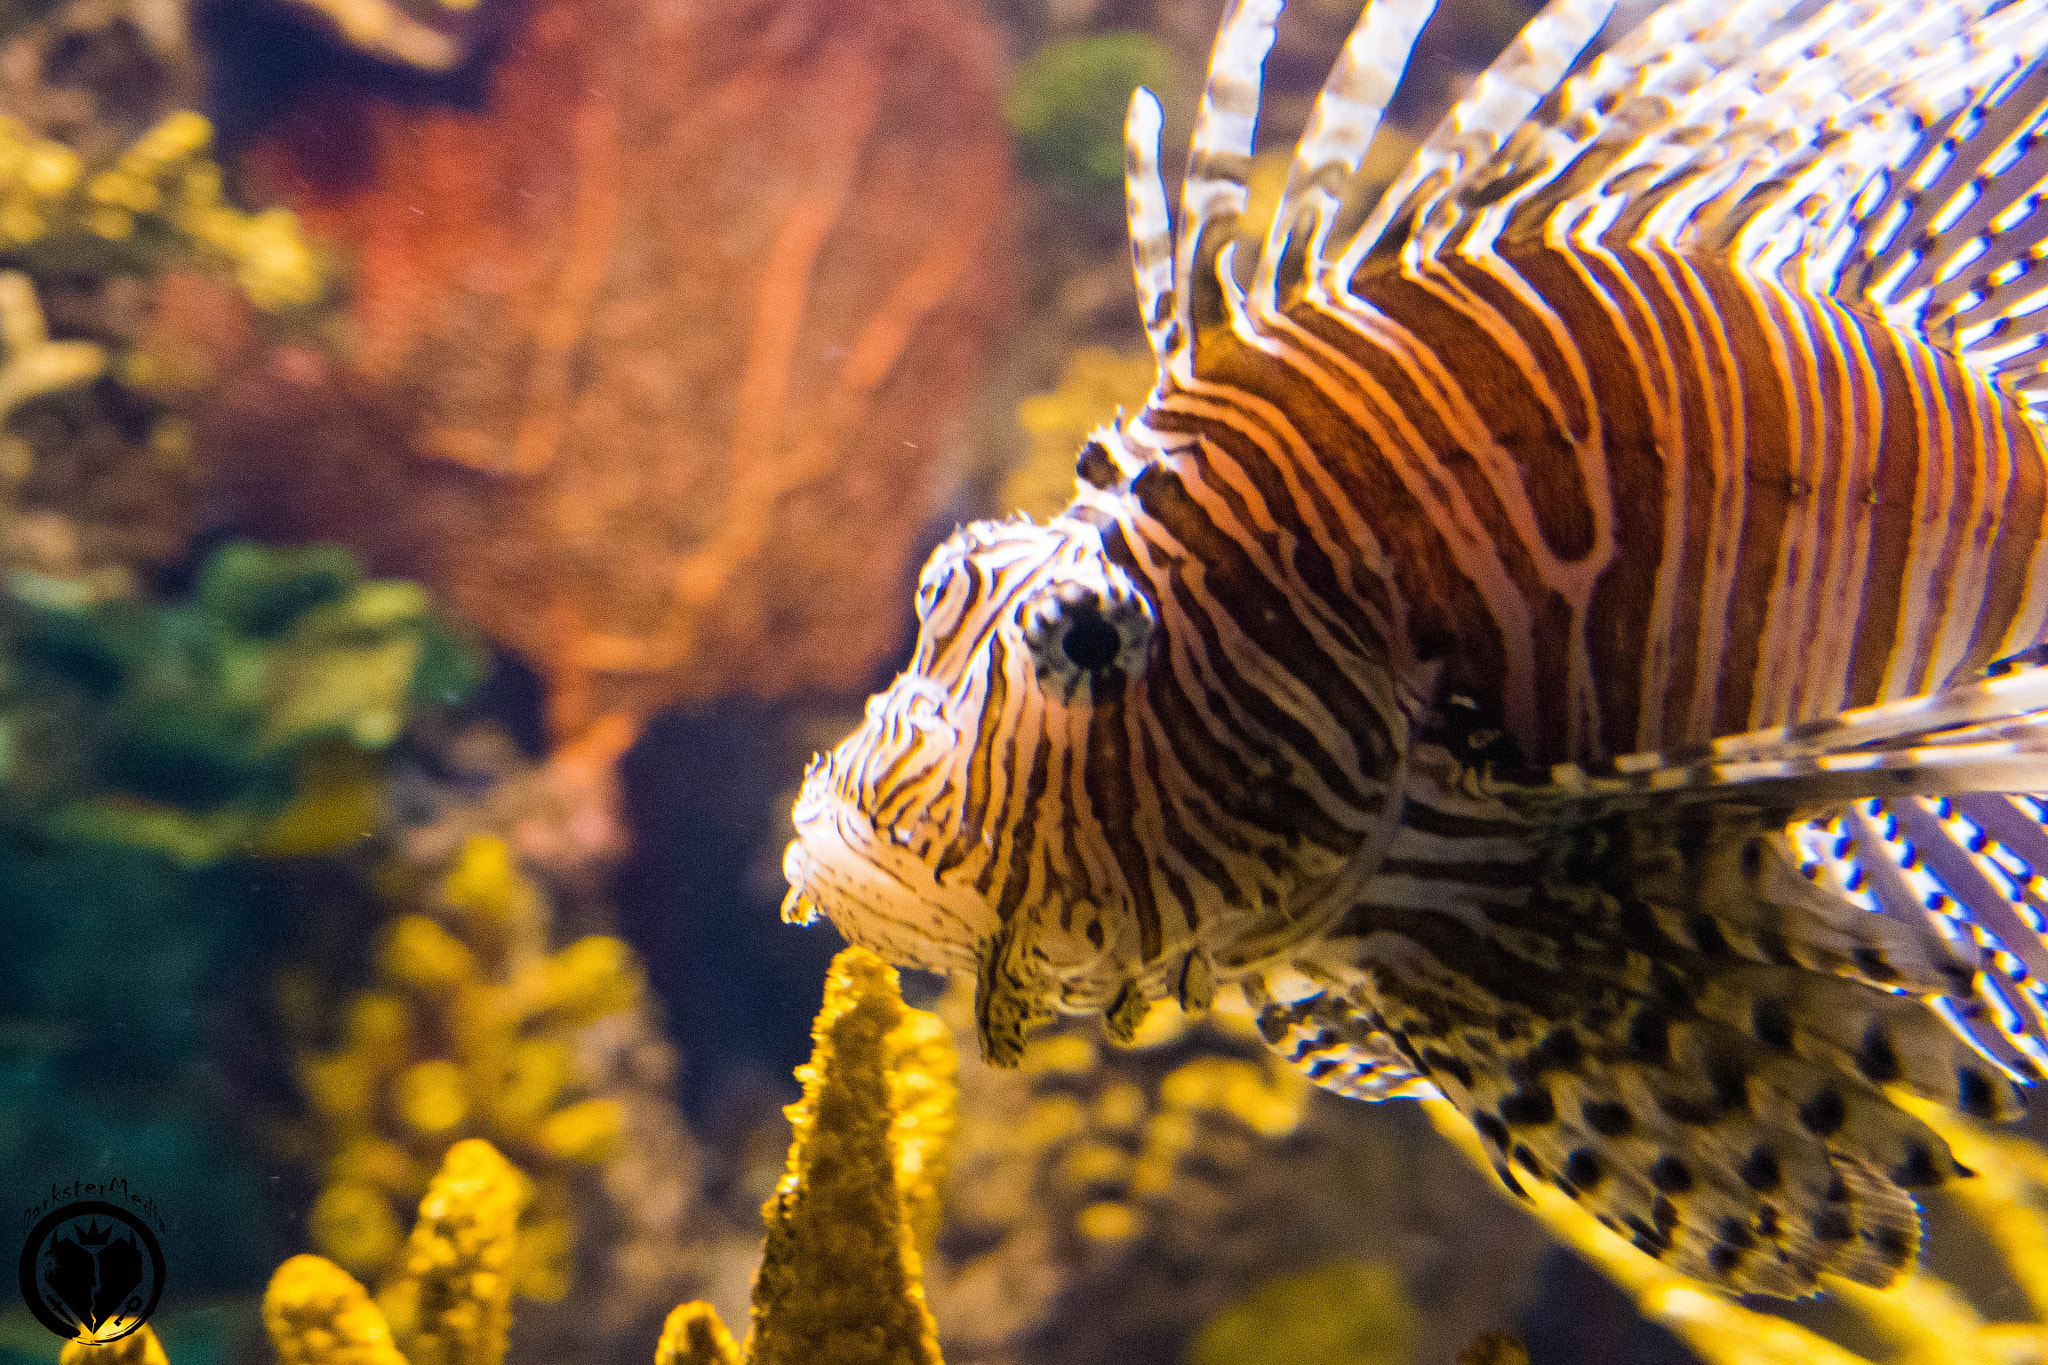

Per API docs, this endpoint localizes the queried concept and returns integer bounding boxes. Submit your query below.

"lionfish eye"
[1061,610,1122,670]
[1020,570,1154,698]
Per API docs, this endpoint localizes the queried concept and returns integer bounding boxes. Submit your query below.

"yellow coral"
[748,946,949,1365]
[441,834,531,923]
[312,1181,407,1273]
[522,934,642,1025]
[637,948,960,1365]
[1157,1054,1310,1141]
[1190,1260,1419,1365]
[395,1060,470,1134]
[655,1303,743,1365]
[250,952,961,1365]
[264,1255,408,1365]
[0,270,106,423]
[534,1098,625,1163]
[953,988,1317,1249]
[382,918,478,995]
[291,833,647,1303]
[488,1039,573,1131]
[1006,347,1158,519]
[58,1325,169,1365]
[376,1139,530,1365]
[0,112,323,310]
[886,1004,959,1254]
[1076,1200,1139,1243]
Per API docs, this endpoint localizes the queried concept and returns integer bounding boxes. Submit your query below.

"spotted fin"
[1266,846,2022,1294]
[1520,661,2048,1071]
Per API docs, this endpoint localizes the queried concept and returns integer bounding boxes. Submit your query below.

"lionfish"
[784,0,2048,1294]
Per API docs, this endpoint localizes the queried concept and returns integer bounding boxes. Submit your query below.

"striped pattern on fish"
[786,0,2048,1295]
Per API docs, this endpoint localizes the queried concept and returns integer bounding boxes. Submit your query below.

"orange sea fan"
[221,0,1015,744]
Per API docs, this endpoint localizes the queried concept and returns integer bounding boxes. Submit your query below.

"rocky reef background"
[5,3,2048,1365]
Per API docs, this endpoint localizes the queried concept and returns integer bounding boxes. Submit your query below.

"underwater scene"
[10,0,2048,1361]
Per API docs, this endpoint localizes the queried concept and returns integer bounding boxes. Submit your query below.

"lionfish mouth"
[781,745,990,974]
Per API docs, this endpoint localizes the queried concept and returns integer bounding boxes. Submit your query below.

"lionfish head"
[784,513,1151,981]
[785,495,1409,1061]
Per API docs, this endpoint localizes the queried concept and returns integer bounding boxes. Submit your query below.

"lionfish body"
[785,0,2048,1294]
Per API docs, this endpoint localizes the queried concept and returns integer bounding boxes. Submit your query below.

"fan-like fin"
[1592,0,2026,265]
[1253,0,1440,313]
[1293,880,2001,1293]
[1789,795,2048,1083]
[1510,664,2048,1081]
[1847,55,2048,404]
[1126,88,1179,366]
[1177,0,1283,368]
[1332,0,1616,281]
[1539,663,2048,808]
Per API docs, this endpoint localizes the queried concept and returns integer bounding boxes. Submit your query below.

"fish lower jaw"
[781,835,991,974]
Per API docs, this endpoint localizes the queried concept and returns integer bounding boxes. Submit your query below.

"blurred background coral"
[5,2,2048,1364]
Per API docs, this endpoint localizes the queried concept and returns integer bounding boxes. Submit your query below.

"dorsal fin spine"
[1252,0,1440,316]
[1330,0,1615,290]
[1125,87,1178,366]
[1176,0,1282,376]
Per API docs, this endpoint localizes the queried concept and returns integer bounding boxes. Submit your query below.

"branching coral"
[376,1139,529,1365]
[0,100,330,606]
[256,949,953,1365]
[741,947,954,1365]
[285,833,648,1305]
[1424,1093,2048,1364]
[946,992,1313,1257]
[924,990,1553,1365]
[263,1141,528,1365]
[266,1256,410,1365]
[0,110,321,309]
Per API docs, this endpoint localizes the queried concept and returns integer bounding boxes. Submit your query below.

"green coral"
[1006,33,1177,195]
[0,538,482,861]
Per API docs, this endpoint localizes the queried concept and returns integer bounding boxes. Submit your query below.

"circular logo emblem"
[17,1201,165,1343]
